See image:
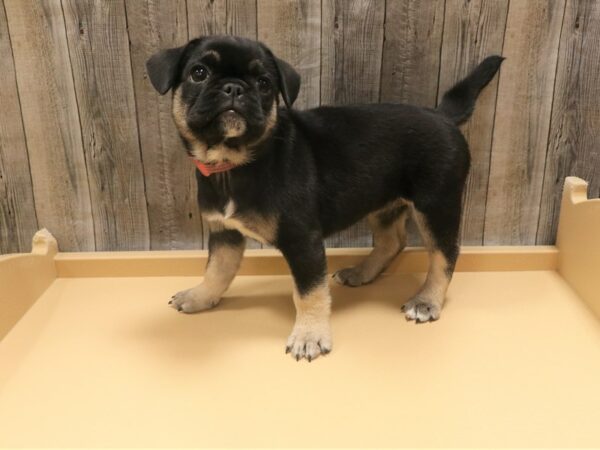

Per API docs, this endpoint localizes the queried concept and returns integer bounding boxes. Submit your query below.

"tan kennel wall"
[1,0,599,253]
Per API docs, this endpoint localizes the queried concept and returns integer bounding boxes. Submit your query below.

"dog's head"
[146,36,300,167]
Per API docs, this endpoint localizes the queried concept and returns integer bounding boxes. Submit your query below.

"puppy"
[146,35,503,361]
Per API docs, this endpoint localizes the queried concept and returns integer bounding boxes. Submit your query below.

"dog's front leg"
[278,230,332,361]
[170,229,245,313]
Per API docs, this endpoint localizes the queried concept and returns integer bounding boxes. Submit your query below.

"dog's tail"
[436,55,504,126]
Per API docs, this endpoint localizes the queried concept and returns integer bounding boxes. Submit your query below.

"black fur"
[146,45,190,95]
[437,55,505,125]
[146,36,504,297]
[377,204,409,229]
[208,229,245,254]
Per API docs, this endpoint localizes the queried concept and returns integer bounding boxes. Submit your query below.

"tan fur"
[201,50,221,62]
[248,102,277,147]
[414,250,450,304]
[412,209,451,304]
[221,111,247,138]
[202,199,278,245]
[262,103,277,137]
[203,242,245,294]
[172,88,207,157]
[204,143,252,166]
[169,238,245,313]
[172,89,277,167]
[333,199,410,286]
[248,59,264,71]
[292,282,332,323]
[287,279,333,360]
[360,212,407,280]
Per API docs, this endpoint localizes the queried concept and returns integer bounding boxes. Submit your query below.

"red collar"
[191,158,238,176]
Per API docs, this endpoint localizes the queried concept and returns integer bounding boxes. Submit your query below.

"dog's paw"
[333,267,365,287]
[169,286,220,314]
[401,297,441,323]
[285,321,332,362]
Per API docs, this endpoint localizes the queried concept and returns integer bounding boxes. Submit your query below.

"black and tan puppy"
[146,35,503,361]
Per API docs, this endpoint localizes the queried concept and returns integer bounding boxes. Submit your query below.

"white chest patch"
[223,199,236,219]
[201,200,271,245]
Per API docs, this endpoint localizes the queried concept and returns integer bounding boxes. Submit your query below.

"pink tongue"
[191,158,237,176]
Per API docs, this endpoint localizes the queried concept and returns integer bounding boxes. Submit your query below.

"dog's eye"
[257,76,271,92]
[190,65,209,83]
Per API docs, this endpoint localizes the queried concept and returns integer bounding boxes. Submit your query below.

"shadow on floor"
[128,272,425,364]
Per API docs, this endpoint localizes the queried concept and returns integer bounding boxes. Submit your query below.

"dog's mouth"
[218,109,247,138]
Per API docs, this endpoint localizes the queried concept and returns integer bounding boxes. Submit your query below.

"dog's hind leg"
[333,202,410,287]
[401,199,461,323]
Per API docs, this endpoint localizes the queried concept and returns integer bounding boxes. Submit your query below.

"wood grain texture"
[321,0,385,106]
[379,0,445,246]
[62,0,149,251]
[126,0,205,250]
[0,0,37,253]
[537,0,600,244]
[187,0,227,37]
[484,0,567,245]
[227,0,256,39]
[380,0,445,106]
[438,0,509,245]
[4,0,94,251]
[1,1,598,253]
[258,0,321,109]
[321,0,385,247]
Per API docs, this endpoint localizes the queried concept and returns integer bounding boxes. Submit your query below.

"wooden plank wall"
[0,0,598,253]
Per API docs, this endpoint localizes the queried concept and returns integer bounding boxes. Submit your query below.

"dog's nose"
[222,82,244,98]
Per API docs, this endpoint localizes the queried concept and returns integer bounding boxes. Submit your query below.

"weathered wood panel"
[126,0,205,250]
[380,0,445,246]
[0,0,37,254]
[1,1,599,253]
[188,0,257,39]
[227,0,257,39]
[380,0,445,107]
[4,0,94,251]
[258,0,321,109]
[484,0,566,245]
[537,0,600,244]
[62,0,149,251]
[321,0,385,106]
[187,0,227,37]
[438,0,509,245]
[321,0,385,247]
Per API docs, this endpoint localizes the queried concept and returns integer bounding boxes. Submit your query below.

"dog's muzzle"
[220,110,247,138]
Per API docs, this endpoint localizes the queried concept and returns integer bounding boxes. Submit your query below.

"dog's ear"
[260,44,301,108]
[272,56,301,108]
[146,41,197,95]
[273,56,300,109]
[146,46,185,95]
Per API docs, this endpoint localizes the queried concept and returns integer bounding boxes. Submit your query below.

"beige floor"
[1,270,599,448]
